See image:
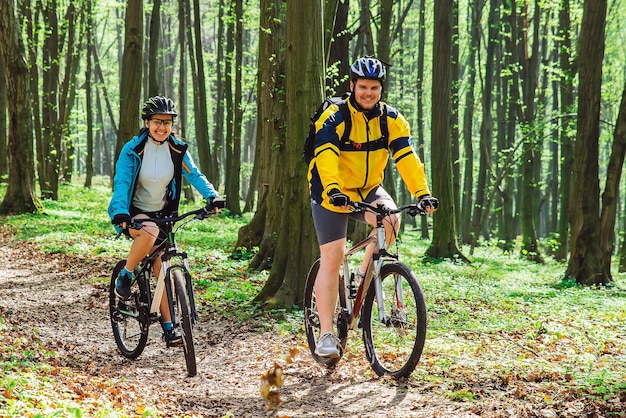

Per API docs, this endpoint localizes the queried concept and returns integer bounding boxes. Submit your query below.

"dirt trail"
[0,238,535,417]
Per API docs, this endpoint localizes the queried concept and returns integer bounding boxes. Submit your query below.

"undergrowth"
[2,177,626,416]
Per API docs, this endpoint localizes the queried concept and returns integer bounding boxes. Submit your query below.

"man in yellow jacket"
[307,56,438,358]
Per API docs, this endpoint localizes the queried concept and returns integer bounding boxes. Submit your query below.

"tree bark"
[84,0,94,188]
[426,0,466,262]
[117,0,143,160]
[556,0,575,261]
[190,0,214,179]
[599,83,626,281]
[461,0,479,243]
[253,0,323,308]
[225,0,243,216]
[148,0,162,97]
[0,0,42,214]
[235,0,285,268]
[0,44,7,181]
[565,0,607,285]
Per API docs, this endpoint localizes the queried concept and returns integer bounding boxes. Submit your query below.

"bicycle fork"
[151,252,198,327]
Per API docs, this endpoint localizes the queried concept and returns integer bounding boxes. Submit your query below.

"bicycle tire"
[303,259,348,368]
[172,269,197,377]
[109,260,148,359]
[361,262,427,379]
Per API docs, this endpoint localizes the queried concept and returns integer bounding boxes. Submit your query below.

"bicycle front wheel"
[362,262,427,379]
[109,260,148,359]
[303,259,348,369]
[172,269,197,377]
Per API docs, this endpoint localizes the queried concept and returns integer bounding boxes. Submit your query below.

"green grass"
[2,177,626,415]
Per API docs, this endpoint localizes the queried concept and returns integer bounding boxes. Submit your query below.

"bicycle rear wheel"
[109,260,148,359]
[303,259,348,368]
[361,262,427,379]
[172,269,197,377]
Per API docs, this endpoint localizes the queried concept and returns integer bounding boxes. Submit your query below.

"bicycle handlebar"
[127,198,226,230]
[348,200,427,217]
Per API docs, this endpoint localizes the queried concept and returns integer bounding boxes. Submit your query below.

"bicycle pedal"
[166,339,183,348]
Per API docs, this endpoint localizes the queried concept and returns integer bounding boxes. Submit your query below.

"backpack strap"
[338,101,351,145]
[379,104,388,141]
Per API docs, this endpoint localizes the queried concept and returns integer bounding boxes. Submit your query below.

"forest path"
[0,234,528,417]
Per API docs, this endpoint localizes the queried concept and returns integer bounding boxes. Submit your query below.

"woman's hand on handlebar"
[112,213,131,230]
[205,197,226,214]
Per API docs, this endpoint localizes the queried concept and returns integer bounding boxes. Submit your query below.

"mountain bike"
[304,201,428,379]
[109,198,225,377]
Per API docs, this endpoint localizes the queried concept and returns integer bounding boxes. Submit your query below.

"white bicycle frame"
[148,254,191,314]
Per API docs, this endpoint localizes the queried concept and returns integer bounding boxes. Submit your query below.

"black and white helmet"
[141,96,178,120]
[349,56,386,83]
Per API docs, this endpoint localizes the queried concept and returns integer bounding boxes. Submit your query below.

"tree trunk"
[41,0,61,200]
[470,0,499,245]
[600,82,626,281]
[556,0,575,261]
[117,0,143,160]
[0,0,42,214]
[0,45,7,181]
[84,0,94,188]
[235,0,286,267]
[225,0,243,216]
[254,0,323,308]
[565,0,607,286]
[213,0,226,187]
[148,0,162,97]
[426,0,467,262]
[190,0,214,179]
[326,0,349,94]
[416,0,429,238]
[59,2,80,183]
[461,0,479,243]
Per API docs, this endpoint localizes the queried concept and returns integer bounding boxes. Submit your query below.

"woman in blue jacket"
[108,96,220,345]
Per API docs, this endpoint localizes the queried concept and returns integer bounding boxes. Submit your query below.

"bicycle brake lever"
[128,220,143,230]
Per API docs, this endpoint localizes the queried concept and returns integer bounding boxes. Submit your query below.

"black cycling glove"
[417,194,439,212]
[112,213,131,226]
[206,196,226,210]
[328,188,350,207]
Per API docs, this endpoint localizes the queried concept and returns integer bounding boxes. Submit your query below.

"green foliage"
[3,178,626,414]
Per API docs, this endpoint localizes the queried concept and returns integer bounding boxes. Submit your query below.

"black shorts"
[311,186,395,245]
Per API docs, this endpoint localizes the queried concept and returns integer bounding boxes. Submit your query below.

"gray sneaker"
[314,332,341,358]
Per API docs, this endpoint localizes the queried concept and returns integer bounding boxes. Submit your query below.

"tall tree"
[84,0,94,188]
[224,0,243,215]
[326,0,350,95]
[254,0,322,307]
[22,1,44,194]
[0,47,7,181]
[190,0,214,179]
[469,0,499,245]
[147,0,162,97]
[235,0,286,270]
[117,0,143,160]
[461,0,480,243]
[508,1,543,261]
[555,0,575,261]
[599,84,626,282]
[416,0,429,238]
[213,0,226,186]
[0,0,42,214]
[426,0,466,261]
[565,0,607,285]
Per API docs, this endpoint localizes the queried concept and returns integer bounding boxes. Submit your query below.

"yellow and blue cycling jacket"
[307,98,430,212]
